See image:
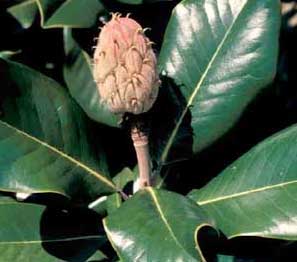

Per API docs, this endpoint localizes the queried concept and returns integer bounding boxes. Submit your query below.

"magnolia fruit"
[93,13,160,115]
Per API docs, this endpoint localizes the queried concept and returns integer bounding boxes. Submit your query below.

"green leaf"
[89,168,134,215]
[112,167,136,190]
[116,0,143,4]
[158,0,281,163]
[188,125,297,240]
[89,167,135,216]
[217,255,236,262]
[105,193,122,214]
[0,197,106,261]
[7,0,38,29]
[36,0,105,28]
[0,58,117,202]
[7,0,105,29]
[88,193,122,217]
[63,29,120,127]
[103,188,215,262]
[116,0,173,4]
[87,250,107,261]
[0,50,21,59]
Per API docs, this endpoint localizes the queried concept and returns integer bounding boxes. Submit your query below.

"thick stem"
[131,123,151,189]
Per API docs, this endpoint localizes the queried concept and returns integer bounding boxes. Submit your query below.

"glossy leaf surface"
[104,188,215,262]
[158,0,280,162]
[189,125,297,240]
[0,58,117,202]
[36,0,105,28]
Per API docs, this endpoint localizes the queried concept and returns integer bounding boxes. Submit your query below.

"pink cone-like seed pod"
[93,13,160,115]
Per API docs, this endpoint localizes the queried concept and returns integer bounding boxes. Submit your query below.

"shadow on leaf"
[40,207,106,262]
[149,76,193,186]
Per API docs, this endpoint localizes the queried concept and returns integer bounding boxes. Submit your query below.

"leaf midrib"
[197,180,297,206]
[160,0,248,163]
[147,188,197,261]
[0,120,117,191]
[0,235,102,245]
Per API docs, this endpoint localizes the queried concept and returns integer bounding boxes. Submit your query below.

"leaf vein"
[198,180,297,206]
[0,120,117,191]
[161,0,248,163]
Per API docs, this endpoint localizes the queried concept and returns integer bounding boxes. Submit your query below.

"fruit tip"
[146,41,155,47]
[143,27,151,33]
[111,12,122,20]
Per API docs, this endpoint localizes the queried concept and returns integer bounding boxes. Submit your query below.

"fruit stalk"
[130,118,151,188]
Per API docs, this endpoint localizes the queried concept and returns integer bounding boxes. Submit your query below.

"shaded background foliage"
[0,0,297,261]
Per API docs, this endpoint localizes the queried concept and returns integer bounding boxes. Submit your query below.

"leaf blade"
[0,120,117,195]
[7,0,104,29]
[0,197,106,261]
[104,188,215,262]
[188,125,297,240]
[158,0,281,162]
[0,58,117,201]
[7,0,38,29]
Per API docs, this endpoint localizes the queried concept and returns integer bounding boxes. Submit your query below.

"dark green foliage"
[1,0,296,261]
